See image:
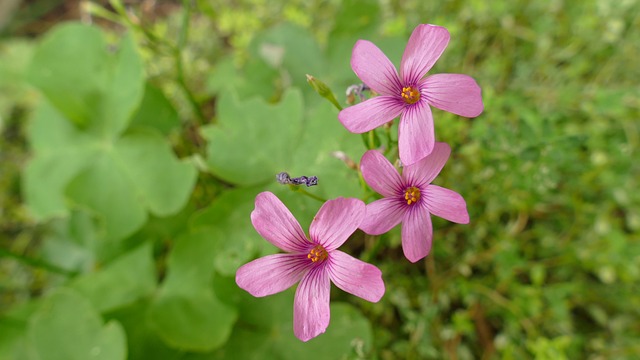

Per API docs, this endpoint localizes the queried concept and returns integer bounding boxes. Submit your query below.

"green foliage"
[23,23,197,241]
[148,230,236,352]
[1,0,639,359]
[28,290,127,360]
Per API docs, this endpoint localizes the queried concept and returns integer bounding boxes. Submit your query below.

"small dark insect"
[345,83,371,104]
[276,172,319,187]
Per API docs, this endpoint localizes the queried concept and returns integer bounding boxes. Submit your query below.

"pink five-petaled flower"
[236,192,385,342]
[338,24,483,166]
[359,143,469,263]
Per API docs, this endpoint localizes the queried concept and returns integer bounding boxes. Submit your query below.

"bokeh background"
[1,0,639,359]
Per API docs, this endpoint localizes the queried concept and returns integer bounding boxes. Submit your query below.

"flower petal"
[350,40,402,96]
[422,74,483,117]
[236,254,310,297]
[401,207,433,263]
[402,142,450,187]
[360,150,403,197]
[310,197,365,251]
[398,102,434,166]
[251,192,310,252]
[294,267,330,342]
[360,198,405,235]
[400,24,450,85]
[327,250,385,302]
[425,185,469,224]
[338,96,404,133]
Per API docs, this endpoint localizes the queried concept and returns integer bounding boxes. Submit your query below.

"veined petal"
[400,24,450,85]
[360,150,403,197]
[403,142,450,187]
[422,74,483,117]
[310,198,365,251]
[251,192,310,252]
[425,185,469,224]
[360,198,405,235]
[327,250,385,302]
[401,207,433,263]
[398,103,434,166]
[338,96,404,133]
[294,267,331,342]
[236,254,310,297]
[351,40,402,96]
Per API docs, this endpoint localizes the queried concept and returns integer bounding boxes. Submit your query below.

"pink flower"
[338,24,483,166]
[359,143,469,263]
[236,192,385,342]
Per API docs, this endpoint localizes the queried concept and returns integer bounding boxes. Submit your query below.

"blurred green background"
[1,0,639,359]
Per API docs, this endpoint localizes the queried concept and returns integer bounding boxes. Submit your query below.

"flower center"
[404,186,421,205]
[401,86,420,105]
[307,244,328,263]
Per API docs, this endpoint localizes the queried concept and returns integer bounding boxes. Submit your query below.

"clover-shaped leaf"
[28,290,127,360]
[207,284,373,360]
[23,23,196,241]
[147,230,237,352]
[202,89,304,186]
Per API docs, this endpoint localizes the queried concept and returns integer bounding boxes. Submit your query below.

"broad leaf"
[147,230,237,352]
[28,290,127,360]
[202,89,304,186]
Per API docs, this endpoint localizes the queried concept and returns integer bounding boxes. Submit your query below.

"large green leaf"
[24,102,197,241]
[24,22,196,241]
[147,230,237,352]
[202,89,304,186]
[201,284,373,360]
[28,290,127,360]
[28,22,143,136]
[130,83,180,135]
[287,102,365,200]
[70,243,156,313]
[248,23,327,96]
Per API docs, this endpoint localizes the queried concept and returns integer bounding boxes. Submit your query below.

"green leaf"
[288,102,365,200]
[208,287,373,360]
[130,83,180,135]
[107,300,183,360]
[24,102,197,241]
[147,230,237,352]
[207,55,280,101]
[28,290,127,360]
[28,22,143,137]
[70,243,156,313]
[39,210,100,273]
[202,89,304,186]
[249,23,326,95]
[148,293,235,353]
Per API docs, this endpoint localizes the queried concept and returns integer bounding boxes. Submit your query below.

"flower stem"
[175,0,207,124]
[0,247,77,277]
[289,186,327,203]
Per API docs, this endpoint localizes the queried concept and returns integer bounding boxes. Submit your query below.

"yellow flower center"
[307,244,328,263]
[401,86,420,105]
[404,186,421,205]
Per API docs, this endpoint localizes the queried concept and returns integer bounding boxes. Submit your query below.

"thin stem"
[289,186,327,203]
[361,234,384,262]
[0,247,77,277]
[175,0,207,124]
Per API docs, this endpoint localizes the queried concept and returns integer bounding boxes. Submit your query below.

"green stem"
[290,186,327,203]
[384,125,393,154]
[0,247,77,277]
[361,234,384,262]
[175,0,207,124]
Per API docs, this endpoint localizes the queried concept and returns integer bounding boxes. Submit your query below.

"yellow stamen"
[401,86,420,105]
[404,186,421,205]
[307,244,328,263]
